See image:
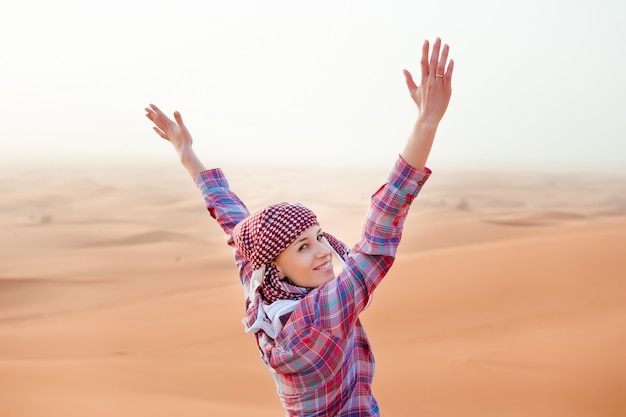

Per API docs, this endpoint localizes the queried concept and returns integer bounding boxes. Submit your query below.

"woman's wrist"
[177,145,195,161]
[400,117,439,170]
[415,114,440,131]
[179,147,207,178]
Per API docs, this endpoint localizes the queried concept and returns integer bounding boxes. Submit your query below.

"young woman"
[145,38,453,416]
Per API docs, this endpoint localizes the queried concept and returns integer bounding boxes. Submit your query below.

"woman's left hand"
[402,37,454,126]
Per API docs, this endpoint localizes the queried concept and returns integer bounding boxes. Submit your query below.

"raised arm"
[145,103,253,287]
[401,37,454,170]
[144,104,207,178]
[281,38,454,341]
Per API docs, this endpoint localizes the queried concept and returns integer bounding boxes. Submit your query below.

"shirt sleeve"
[194,169,252,286]
[287,155,431,340]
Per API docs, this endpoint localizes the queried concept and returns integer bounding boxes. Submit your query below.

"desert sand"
[1,159,625,417]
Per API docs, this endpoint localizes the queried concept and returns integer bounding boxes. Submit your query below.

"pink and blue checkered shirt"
[195,156,431,416]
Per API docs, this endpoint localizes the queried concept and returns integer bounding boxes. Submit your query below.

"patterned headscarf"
[232,202,348,304]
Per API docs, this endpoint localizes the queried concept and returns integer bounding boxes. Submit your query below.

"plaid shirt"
[195,156,431,416]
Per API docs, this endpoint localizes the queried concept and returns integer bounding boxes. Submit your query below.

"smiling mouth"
[314,261,333,271]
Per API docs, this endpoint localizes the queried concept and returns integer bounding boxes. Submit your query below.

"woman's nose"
[315,242,331,257]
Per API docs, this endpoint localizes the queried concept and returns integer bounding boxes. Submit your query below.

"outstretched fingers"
[417,37,451,87]
[436,43,449,80]
[420,39,430,86]
[407,38,453,123]
[144,105,161,126]
[152,126,169,141]
[428,37,442,81]
[444,58,454,84]
[173,111,188,134]
[145,103,176,142]
[145,103,160,119]
[403,69,418,95]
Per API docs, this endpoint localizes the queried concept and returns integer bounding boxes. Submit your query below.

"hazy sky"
[2,0,625,171]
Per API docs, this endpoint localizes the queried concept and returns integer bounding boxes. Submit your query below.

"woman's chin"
[322,271,337,284]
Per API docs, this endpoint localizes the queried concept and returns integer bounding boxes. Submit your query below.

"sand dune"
[1,161,625,416]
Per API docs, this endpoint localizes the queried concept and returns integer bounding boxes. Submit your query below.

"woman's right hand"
[145,104,206,178]
[145,104,194,157]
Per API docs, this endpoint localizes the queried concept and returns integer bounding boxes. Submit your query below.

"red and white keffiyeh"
[232,202,349,336]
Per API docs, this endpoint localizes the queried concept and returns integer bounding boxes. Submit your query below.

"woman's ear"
[273,263,294,284]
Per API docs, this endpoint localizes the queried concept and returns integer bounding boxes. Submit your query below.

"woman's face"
[273,225,336,288]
